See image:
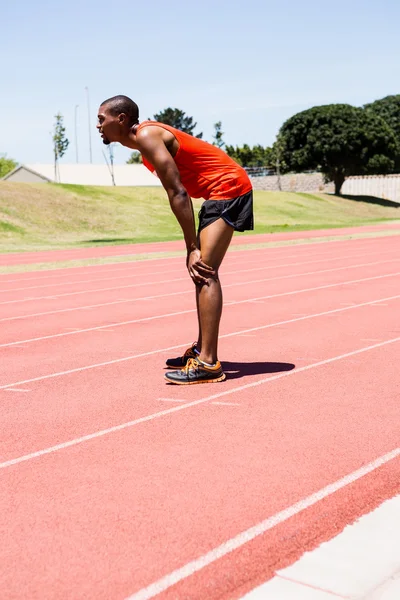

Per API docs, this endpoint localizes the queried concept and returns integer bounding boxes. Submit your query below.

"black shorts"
[197,190,254,233]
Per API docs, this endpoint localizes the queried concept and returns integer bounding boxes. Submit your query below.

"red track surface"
[1,222,399,267]
[1,224,400,600]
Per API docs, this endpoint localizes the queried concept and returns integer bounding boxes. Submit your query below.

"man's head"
[97,95,139,145]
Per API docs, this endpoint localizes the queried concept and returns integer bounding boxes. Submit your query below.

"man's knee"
[196,270,220,288]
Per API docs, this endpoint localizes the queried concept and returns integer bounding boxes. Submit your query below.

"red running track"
[1,222,399,267]
[1,226,400,600]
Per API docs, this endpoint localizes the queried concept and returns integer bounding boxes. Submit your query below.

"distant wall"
[250,173,400,202]
[250,173,333,193]
[341,175,400,202]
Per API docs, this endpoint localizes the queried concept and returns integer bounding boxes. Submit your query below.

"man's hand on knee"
[186,249,215,285]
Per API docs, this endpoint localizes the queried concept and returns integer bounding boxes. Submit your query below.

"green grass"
[0,182,399,253]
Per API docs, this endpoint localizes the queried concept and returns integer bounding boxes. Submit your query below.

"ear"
[118,112,127,124]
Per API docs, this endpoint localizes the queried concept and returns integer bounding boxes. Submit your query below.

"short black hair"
[101,95,139,125]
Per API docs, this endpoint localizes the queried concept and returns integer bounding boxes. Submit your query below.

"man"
[97,95,253,384]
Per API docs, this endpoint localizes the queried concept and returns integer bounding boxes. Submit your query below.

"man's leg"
[196,218,234,365]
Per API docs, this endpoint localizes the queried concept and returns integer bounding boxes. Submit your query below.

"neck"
[121,123,140,150]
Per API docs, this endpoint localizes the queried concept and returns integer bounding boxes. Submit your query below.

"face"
[96,105,124,145]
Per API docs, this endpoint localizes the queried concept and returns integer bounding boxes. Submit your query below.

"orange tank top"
[138,121,252,200]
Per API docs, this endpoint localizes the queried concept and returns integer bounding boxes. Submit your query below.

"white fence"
[341,175,400,202]
[251,173,400,202]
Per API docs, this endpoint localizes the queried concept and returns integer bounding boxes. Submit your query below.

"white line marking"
[4,388,30,393]
[1,271,399,349]
[1,293,399,389]
[125,447,400,600]
[0,337,399,471]
[1,257,399,307]
[371,303,388,306]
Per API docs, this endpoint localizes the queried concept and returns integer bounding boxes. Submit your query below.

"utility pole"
[85,87,93,163]
[276,157,282,191]
[74,104,79,163]
[109,144,116,186]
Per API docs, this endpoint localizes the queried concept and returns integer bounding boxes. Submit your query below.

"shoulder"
[136,123,163,141]
[137,123,176,145]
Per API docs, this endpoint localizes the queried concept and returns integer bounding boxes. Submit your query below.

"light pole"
[74,104,79,163]
[85,86,93,163]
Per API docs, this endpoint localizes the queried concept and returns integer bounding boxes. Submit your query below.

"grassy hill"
[0,182,399,253]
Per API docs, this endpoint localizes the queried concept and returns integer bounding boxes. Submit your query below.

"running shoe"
[166,342,198,368]
[164,358,226,385]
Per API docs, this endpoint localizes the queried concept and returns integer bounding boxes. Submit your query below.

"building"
[2,164,162,187]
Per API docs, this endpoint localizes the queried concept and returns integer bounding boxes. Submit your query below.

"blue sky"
[2,0,399,166]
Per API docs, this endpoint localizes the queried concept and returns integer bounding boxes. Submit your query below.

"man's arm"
[137,127,214,284]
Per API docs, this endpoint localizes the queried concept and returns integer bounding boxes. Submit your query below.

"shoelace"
[182,358,200,374]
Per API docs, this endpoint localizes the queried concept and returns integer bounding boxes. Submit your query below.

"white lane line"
[125,447,400,600]
[4,388,30,393]
[3,248,396,293]
[158,398,189,403]
[1,293,399,389]
[1,256,399,307]
[1,234,394,280]
[0,336,398,479]
[1,271,399,349]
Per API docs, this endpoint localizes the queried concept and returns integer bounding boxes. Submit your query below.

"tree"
[52,113,69,183]
[364,95,400,169]
[152,107,203,138]
[225,144,275,168]
[0,154,17,178]
[279,104,399,195]
[126,151,142,164]
[212,121,225,148]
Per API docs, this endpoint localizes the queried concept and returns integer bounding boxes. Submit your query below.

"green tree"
[212,121,225,148]
[279,104,399,195]
[53,112,69,183]
[225,144,275,169]
[152,107,203,138]
[126,151,142,164]
[364,95,400,168]
[0,154,17,178]
[225,144,242,165]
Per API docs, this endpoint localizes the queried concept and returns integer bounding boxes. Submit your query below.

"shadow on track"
[222,360,295,380]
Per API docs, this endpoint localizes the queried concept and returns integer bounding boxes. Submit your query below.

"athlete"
[97,95,254,384]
